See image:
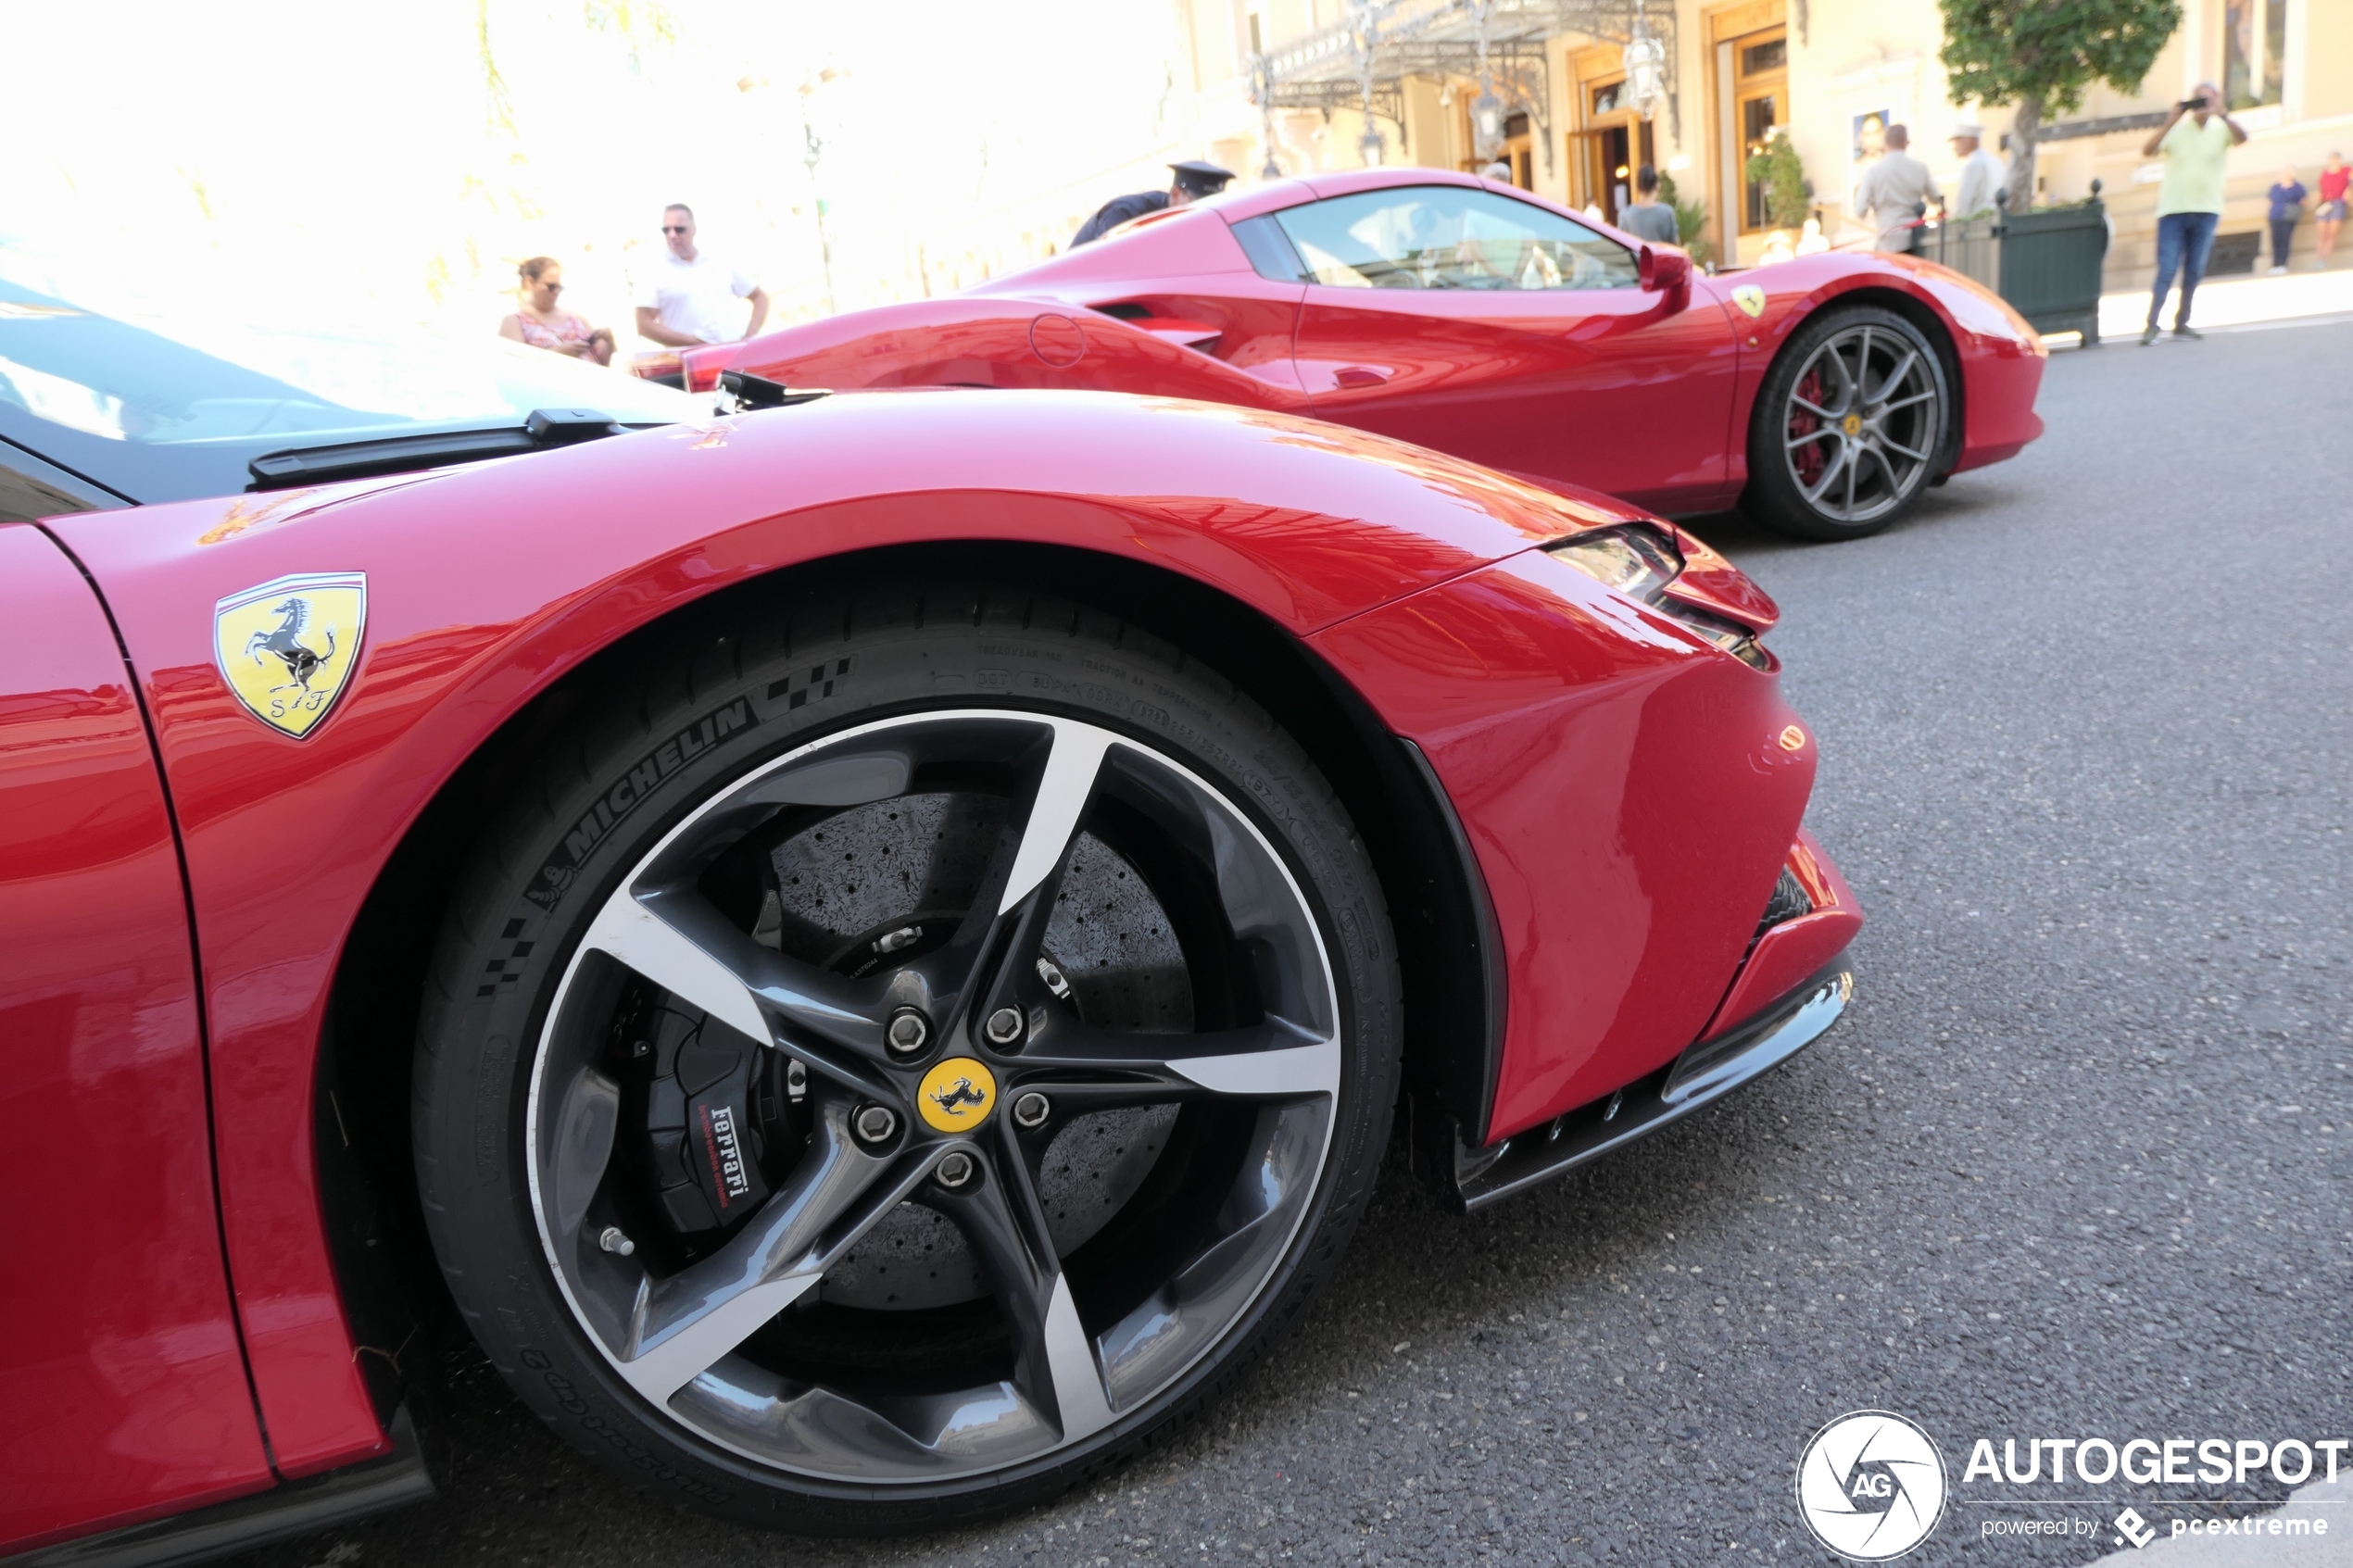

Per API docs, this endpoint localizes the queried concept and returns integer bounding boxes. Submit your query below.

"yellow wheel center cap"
[917,1057,998,1133]
[1842,413,1864,436]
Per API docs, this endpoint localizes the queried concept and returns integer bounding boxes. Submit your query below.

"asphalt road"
[234,320,2353,1568]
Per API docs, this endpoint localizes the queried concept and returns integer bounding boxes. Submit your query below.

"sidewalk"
[2080,261,2353,344]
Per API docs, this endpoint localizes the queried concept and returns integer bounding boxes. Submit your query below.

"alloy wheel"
[1780,321,1943,526]
[523,709,1342,1481]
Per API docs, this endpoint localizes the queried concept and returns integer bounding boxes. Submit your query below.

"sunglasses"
[662,224,690,233]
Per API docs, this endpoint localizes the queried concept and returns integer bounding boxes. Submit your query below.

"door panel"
[0,524,271,1552]
[1298,285,1739,509]
[1280,185,1740,510]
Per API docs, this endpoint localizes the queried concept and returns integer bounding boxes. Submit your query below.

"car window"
[0,260,702,504]
[1271,186,1638,292]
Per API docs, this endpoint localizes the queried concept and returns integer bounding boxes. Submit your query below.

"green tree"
[1939,0,2181,212]
[1744,132,1809,231]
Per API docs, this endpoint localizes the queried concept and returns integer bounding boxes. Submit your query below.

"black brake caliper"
[633,1004,804,1238]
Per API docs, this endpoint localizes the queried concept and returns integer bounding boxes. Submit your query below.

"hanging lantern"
[1471,89,1506,161]
[1358,124,1387,167]
[1625,29,1667,122]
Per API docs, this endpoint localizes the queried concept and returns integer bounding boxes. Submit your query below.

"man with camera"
[2141,82,2249,345]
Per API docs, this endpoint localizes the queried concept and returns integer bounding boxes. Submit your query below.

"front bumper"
[1411,959,1853,1211]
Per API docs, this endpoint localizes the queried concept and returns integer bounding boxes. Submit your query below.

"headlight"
[1545,528,1680,598]
[1544,525,1771,671]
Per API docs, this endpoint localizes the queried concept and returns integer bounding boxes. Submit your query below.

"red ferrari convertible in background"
[673,169,2046,541]
[2,270,1857,1559]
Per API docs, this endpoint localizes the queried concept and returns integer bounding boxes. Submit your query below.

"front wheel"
[1743,306,1949,541]
[412,583,1401,1533]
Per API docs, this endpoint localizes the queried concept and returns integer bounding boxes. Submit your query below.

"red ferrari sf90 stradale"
[0,271,1857,1559]
[670,169,2045,542]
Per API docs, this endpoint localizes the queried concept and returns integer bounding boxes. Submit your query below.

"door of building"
[1732,29,1789,237]
[1576,76,1655,226]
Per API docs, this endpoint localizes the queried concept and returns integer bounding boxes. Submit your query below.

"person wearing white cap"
[1950,121,2004,220]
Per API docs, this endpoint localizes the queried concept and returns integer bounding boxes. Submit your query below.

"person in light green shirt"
[2139,82,2249,344]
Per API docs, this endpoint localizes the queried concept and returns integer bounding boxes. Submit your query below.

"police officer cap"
[1170,160,1235,196]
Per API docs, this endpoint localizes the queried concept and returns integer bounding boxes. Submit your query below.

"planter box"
[1916,215,2000,291]
[1997,200,2109,344]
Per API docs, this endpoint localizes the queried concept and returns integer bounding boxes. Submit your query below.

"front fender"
[48,389,1626,1474]
[1713,252,2045,484]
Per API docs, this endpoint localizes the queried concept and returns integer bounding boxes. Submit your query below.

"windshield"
[0,258,703,505]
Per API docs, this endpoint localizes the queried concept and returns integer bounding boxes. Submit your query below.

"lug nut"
[852,1104,899,1145]
[984,1005,1026,1047]
[874,923,923,956]
[935,1150,976,1189]
[598,1225,636,1257]
[1013,1091,1051,1130]
[786,1059,807,1101]
[886,1008,930,1056]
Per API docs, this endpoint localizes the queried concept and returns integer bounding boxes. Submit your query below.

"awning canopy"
[1248,0,1681,173]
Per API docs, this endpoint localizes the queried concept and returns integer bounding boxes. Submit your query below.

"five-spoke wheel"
[416,586,1398,1531]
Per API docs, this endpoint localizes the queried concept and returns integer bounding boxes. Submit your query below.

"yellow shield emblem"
[1731,284,1767,319]
[214,572,366,738]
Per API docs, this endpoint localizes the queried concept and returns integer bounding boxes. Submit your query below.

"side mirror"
[1640,245,1692,294]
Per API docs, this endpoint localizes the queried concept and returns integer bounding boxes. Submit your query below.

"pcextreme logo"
[1796,1411,1949,1561]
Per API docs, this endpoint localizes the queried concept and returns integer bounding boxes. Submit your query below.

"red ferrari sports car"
[669,169,2045,542]
[0,270,1858,1558]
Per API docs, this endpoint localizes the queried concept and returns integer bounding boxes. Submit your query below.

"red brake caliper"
[1789,369,1826,486]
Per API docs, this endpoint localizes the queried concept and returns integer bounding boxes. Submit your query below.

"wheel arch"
[315,539,1503,1376]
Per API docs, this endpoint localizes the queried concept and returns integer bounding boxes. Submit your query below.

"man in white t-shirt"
[634,204,771,346]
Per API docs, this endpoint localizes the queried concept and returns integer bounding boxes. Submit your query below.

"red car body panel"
[10,389,1857,1549]
[1310,547,1816,1137]
[1700,830,1863,1042]
[687,170,2044,515]
[0,525,273,1550]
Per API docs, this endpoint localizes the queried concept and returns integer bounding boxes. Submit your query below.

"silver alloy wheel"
[523,710,1342,1482]
[1780,321,1943,525]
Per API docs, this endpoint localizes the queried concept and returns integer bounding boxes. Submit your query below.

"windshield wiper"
[247,407,631,490]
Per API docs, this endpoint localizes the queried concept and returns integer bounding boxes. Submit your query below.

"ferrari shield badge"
[1731,284,1767,319]
[214,571,366,738]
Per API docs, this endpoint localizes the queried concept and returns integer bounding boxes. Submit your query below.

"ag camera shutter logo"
[1796,1411,1949,1560]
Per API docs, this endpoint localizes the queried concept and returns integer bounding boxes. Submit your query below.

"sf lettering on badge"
[213,571,367,738]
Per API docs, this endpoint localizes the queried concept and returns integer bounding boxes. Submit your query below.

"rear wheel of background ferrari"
[1743,305,1949,542]
[412,583,1400,1533]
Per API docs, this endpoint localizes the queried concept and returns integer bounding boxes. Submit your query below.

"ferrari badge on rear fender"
[213,572,366,738]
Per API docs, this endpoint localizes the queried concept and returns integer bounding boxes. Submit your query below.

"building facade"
[1169,0,2351,285]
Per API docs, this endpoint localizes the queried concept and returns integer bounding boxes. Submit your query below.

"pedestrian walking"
[2315,152,2347,270]
[1618,165,1680,245]
[2139,83,2247,344]
[499,257,615,366]
[1948,121,2003,220]
[1071,161,1234,247]
[2266,168,2308,274]
[634,205,771,346]
[1852,124,1941,254]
